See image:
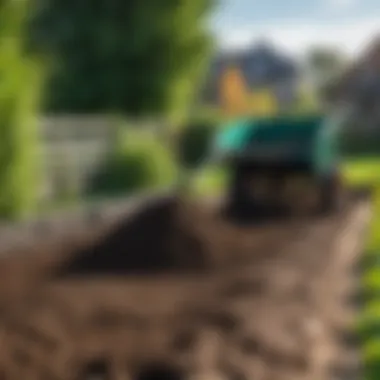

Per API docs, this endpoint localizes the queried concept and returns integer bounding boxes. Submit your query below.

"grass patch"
[342,157,380,187]
[192,156,380,197]
[191,165,228,196]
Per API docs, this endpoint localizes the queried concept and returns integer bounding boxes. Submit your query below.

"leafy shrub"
[0,0,44,220]
[88,129,178,196]
[176,115,220,170]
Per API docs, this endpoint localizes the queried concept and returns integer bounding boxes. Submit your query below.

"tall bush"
[0,0,44,220]
[88,130,178,196]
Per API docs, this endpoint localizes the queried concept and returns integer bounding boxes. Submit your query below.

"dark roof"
[201,42,299,105]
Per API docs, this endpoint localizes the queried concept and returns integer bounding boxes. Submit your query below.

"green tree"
[307,46,347,80]
[305,46,348,101]
[0,0,44,220]
[29,0,216,123]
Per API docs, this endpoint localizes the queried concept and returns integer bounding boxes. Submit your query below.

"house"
[201,40,300,110]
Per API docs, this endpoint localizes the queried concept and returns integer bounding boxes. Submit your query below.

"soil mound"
[55,196,212,277]
[54,193,316,279]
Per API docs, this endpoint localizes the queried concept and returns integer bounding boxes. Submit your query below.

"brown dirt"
[0,193,371,380]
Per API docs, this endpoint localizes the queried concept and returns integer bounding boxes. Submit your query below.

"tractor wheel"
[318,171,345,215]
[227,163,252,217]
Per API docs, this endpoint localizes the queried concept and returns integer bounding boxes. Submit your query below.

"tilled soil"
[0,194,372,380]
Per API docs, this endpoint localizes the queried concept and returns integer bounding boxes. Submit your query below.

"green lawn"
[343,158,380,187]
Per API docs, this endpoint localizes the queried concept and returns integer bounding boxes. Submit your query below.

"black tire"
[227,163,252,216]
[318,171,345,215]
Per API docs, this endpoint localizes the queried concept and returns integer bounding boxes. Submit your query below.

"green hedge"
[88,129,178,196]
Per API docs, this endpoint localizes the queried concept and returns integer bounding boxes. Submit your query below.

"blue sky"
[210,0,380,56]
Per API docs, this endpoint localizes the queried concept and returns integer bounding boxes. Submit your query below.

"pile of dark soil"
[53,193,313,279]
[55,196,213,277]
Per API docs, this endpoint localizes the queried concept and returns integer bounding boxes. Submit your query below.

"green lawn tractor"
[212,114,347,219]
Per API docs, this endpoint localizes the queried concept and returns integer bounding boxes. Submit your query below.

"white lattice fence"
[38,116,119,202]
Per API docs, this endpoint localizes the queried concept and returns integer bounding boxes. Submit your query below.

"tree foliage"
[306,46,347,76]
[0,0,44,220]
[29,0,216,121]
[304,46,350,107]
[305,45,348,99]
